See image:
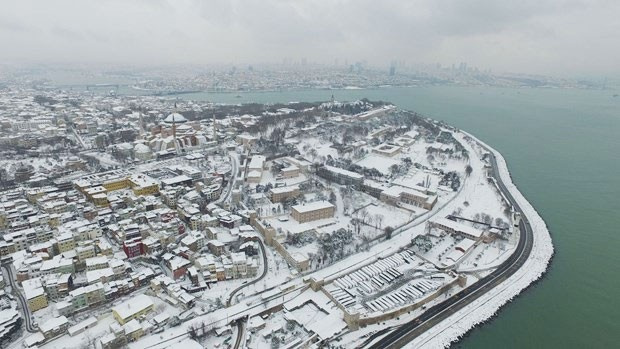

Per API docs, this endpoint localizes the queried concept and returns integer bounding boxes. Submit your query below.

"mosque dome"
[164,112,187,124]
[134,143,151,153]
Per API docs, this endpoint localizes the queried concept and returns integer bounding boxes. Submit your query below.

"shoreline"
[405,132,555,348]
[447,248,556,348]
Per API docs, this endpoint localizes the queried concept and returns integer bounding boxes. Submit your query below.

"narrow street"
[2,264,37,333]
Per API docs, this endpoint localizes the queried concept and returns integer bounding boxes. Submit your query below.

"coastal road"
[1,264,37,333]
[363,149,535,349]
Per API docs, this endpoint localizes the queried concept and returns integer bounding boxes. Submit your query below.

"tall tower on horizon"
[213,113,217,143]
[138,111,145,137]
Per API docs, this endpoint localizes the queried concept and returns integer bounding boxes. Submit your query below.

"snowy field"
[354,201,416,235]
[296,137,338,160]
[356,153,400,174]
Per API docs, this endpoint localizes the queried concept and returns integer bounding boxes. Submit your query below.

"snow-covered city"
[15,0,620,347]
[0,85,553,349]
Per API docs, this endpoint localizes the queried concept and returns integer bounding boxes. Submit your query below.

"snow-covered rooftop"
[292,201,335,213]
[111,294,154,321]
[432,217,483,239]
[164,112,187,124]
[324,165,364,180]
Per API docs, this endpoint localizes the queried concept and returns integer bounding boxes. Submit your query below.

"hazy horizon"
[1,0,619,77]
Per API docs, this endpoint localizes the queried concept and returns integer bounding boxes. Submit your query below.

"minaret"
[172,118,177,141]
[138,110,145,137]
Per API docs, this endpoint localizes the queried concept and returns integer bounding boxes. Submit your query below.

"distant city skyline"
[0,0,619,78]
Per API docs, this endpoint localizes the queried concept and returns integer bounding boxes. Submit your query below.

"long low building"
[380,185,438,210]
[291,201,335,223]
[362,180,438,210]
[429,217,484,240]
[317,165,364,187]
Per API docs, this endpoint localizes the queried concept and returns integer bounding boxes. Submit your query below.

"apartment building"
[24,282,48,312]
[55,232,75,253]
[69,282,106,311]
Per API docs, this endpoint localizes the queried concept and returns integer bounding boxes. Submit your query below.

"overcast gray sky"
[0,0,618,76]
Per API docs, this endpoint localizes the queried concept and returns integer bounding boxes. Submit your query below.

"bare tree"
[351,218,362,234]
[309,148,318,162]
[359,209,369,225]
[188,324,199,340]
[375,214,384,229]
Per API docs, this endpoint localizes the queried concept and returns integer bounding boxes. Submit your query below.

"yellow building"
[269,186,300,203]
[280,165,300,179]
[102,177,129,192]
[92,193,109,207]
[73,170,129,194]
[122,319,145,341]
[56,233,76,253]
[83,186,107,199]
[25,287,49,312]
[48,214,60,228]
[112,295,154,325]
[128,174,159,196]
[291,201,335,223]
[132,185,159,196]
